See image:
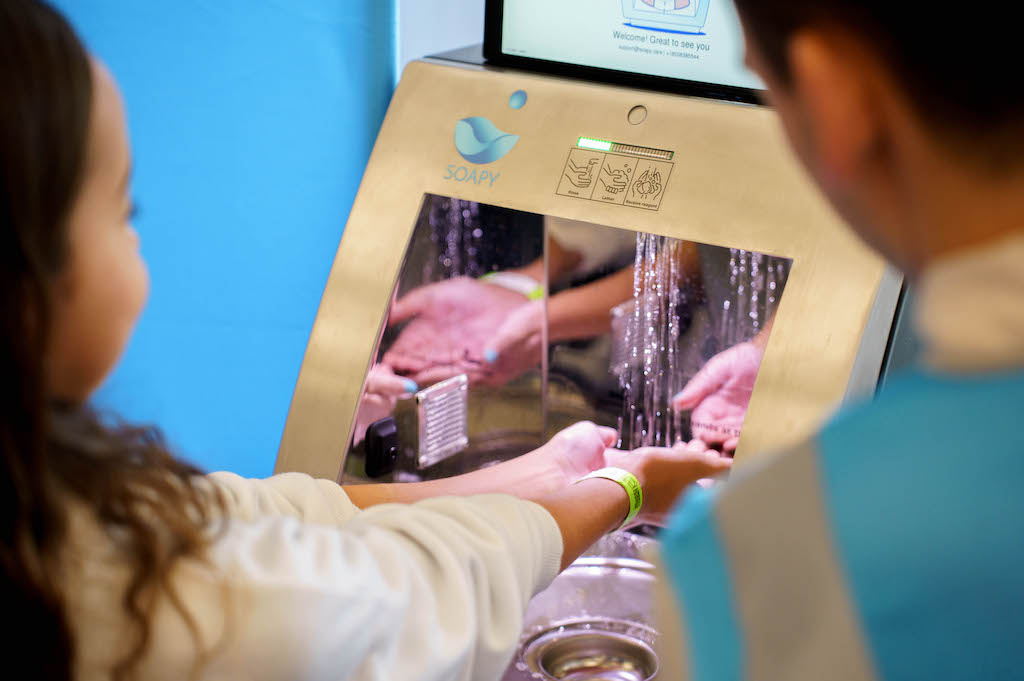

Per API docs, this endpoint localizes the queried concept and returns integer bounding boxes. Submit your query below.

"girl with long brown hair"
[0,2,730,679]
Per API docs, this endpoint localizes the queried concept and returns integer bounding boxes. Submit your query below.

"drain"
[522,620,658,681]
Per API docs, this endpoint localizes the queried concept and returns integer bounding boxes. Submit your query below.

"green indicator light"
[577,137,613,151]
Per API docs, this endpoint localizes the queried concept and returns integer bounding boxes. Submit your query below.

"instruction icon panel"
[557,149,672,211]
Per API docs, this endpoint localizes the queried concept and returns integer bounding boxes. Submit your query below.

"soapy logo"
[445,91,526,186]
[454,116,520,165]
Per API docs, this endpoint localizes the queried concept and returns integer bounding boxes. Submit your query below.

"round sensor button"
[628,105,648,125]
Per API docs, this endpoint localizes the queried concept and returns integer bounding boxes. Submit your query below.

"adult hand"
[383,277,532,387]
[353,365,417,444]
[672,341,764,452]
[478,298,545,387]
[605,439,732,526]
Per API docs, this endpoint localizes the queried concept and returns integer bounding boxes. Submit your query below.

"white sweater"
[64,472,564,681]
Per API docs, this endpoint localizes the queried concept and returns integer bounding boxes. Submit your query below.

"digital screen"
[499,0,763,91]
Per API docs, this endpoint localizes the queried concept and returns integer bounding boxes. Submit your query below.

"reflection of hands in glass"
[353,365,417,444]
[480,299,545,387]
[479,264,641,387]
[383,277,531,387]
[671,341,765,452]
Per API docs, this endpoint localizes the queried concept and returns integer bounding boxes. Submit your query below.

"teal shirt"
[660,369,1024,680]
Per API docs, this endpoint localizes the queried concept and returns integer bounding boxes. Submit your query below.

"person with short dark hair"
[656,2,1024,679]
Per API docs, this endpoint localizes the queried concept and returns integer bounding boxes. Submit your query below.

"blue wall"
[54,1,396,477]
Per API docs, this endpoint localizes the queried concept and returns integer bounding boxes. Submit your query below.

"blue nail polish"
[484,349,498,364]
[403,378,419,394]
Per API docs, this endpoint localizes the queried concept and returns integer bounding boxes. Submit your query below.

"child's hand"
[352,365,417,444]
[544,421,620,482]
[673,341,764,452]
[604,439,732,526]
[479,299,545,387]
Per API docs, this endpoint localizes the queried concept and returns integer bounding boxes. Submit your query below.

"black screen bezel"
[482,0,764,105]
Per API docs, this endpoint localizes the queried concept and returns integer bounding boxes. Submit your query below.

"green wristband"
[480,271,544,300]
[576,467,643,531]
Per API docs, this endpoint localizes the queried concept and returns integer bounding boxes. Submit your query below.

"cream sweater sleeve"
[71,474,564,681]
[205,470,363,524]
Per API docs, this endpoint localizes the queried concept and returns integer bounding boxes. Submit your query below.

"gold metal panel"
[275,60,889,479]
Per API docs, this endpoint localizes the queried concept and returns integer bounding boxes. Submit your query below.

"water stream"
[425,197,484,280]
[617,233,688,449]
[617,234,791,450]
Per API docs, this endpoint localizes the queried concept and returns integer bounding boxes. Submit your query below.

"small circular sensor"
[627,105,648,125]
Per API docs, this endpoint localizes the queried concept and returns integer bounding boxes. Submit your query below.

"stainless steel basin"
[503,533,660,681]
